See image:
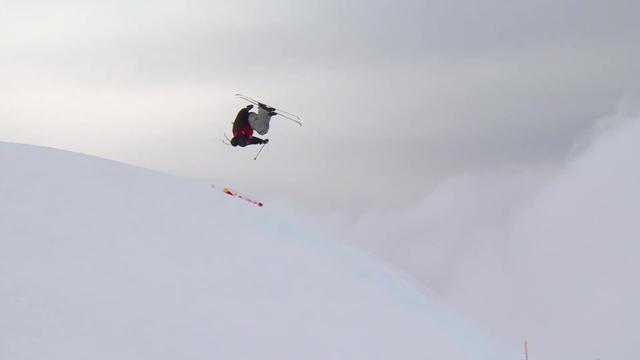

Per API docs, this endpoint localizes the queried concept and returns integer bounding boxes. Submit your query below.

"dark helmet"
[231,136,248,147]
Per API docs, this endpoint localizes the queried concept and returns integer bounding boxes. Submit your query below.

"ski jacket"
[232,108,254,139]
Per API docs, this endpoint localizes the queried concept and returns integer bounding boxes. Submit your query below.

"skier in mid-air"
[230,103,276,147]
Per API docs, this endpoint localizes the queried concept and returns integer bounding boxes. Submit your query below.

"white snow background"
[0,142,508,359]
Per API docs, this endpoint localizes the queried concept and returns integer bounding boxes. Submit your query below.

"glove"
[245,104,254,110]
[262,139,269,144]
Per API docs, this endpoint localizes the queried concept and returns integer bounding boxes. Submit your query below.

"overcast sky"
[2,0,639,212]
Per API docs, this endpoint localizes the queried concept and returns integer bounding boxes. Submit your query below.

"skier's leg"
[252,107,272,135]
[248,112,259,130]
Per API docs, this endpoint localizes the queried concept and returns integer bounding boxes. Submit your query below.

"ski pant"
[248,107,272,135]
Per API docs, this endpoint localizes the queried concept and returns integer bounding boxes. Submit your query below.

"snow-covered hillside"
[0,142,507,359]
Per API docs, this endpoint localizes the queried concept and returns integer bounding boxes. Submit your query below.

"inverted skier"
[230,103,276,147]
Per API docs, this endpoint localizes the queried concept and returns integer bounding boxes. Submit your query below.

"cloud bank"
[2,0,639,211]
[325,110,640,359]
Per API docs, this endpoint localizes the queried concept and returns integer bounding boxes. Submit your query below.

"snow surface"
[0,142,508,359]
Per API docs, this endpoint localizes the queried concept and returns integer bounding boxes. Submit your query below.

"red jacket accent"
[233,123,253,139]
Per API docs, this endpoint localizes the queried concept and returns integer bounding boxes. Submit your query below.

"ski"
[235,93,303,126]
[271,112,303,126]
[236,93,301,119]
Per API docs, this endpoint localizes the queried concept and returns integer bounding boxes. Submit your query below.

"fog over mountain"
[323,112,640,359]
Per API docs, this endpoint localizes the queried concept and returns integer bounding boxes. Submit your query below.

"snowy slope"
[0,142,507,360]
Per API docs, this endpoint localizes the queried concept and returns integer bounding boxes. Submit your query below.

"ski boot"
[258,102,276,112]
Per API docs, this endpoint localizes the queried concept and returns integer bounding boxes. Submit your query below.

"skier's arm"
[248,137,268,145]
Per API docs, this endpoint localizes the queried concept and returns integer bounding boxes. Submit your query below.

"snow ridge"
[0,142,507,360]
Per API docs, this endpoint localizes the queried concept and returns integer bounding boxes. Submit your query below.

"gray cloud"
[1,0,639,211]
